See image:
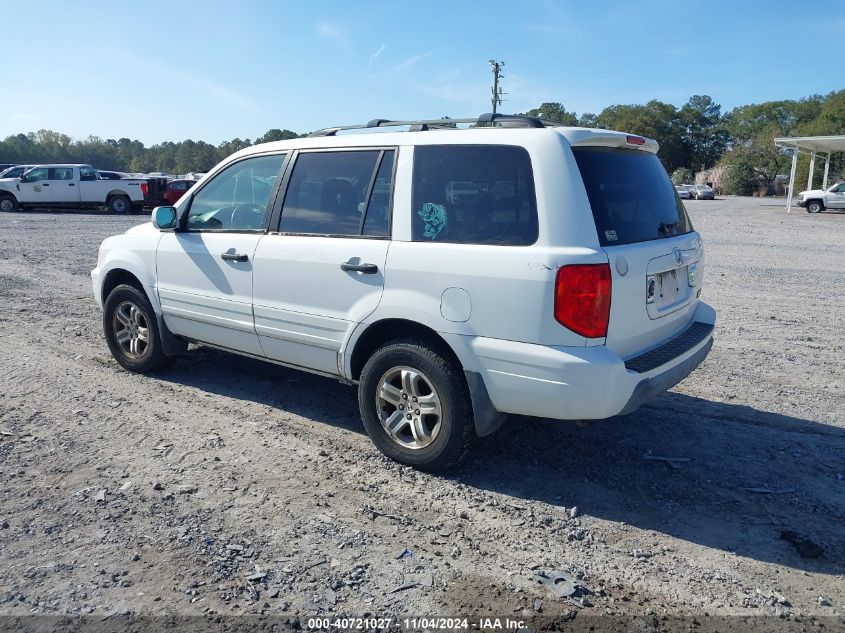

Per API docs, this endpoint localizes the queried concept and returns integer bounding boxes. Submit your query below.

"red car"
[163,179,195,205]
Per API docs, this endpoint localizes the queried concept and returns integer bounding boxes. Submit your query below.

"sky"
[2,0,843,146]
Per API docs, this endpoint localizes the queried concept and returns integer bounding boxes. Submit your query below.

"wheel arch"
[348,318,462,382]
[0,189,18,208]
[101,268,146,305]
[346,318,506,438]
[806,198,825,211]
[97,254,160,315]
[107,189,132,200]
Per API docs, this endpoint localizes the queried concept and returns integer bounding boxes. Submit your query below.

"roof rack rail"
[307,113,559,137]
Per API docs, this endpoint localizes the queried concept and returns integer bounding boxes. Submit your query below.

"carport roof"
[774,135,845,154]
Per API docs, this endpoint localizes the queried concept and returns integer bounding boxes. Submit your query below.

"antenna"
[489,59,505,114]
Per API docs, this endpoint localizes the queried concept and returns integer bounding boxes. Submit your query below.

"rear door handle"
[340,261,378,274]
[221,252,248,262]
[68,183,75,186]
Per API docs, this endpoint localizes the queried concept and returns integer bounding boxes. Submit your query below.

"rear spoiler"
[561,129,660,154]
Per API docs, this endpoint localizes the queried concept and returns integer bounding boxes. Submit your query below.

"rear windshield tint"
[573,147,692,246]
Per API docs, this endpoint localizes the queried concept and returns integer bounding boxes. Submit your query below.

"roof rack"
[307,113,560,137]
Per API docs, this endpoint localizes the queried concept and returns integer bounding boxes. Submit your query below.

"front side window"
[22,167,48,182]
[187,154,285,231]
[411,145,538,245]
[279,150,393,236]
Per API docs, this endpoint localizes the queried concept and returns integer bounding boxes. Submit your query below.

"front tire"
[107,195,132,214]
[806,200,823,214]
[103,284,172,373]
[0,193,19,212]
[358,339,474,471]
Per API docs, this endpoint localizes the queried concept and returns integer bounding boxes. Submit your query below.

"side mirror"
[152,206,178,230]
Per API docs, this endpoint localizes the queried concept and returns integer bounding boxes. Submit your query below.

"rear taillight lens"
[554,264,612,338]
[140,182,149,197]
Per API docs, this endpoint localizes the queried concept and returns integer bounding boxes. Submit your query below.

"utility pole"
[489,59,505,113]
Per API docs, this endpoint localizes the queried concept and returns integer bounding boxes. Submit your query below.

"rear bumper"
[450,302,715,421]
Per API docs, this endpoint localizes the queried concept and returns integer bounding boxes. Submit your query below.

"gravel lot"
[0,198,843,628]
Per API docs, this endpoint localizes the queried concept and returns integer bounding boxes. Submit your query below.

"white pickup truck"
[797,181,845,213]
[0,164,153,213]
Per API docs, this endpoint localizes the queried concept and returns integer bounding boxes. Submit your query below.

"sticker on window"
[417,202,447,240]
[605,229,618,242]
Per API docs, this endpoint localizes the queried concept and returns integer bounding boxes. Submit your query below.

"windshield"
[573,147,693,247]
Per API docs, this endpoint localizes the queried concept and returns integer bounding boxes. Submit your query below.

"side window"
[362,151,394,237]
[279,150,382,236]
[411,145,538,245]
[79,166,96,181]
[23,167,48,183]
[49,167,74,181]
[187,153,285,231]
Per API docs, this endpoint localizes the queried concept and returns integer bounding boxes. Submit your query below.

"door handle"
[68,183,75,186]
[221,252,248,262]
[42,183,50,186]
[340,261,378,274]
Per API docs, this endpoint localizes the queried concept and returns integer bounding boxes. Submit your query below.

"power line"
[489,60,505,114]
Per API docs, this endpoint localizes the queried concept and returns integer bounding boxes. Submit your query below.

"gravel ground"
[0,198,843,629]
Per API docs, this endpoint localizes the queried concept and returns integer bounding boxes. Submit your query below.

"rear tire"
[358,338,474,471]
[806,200,823,214]
[0,193,19,212]
[107,195,132,214]
[103,284,172,373]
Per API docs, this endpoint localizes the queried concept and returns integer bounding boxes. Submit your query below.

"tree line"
[521,90,845,194]
[1,90,843,194]
[0,128,298,175]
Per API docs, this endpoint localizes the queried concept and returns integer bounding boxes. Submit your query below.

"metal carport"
[775,135,845,212]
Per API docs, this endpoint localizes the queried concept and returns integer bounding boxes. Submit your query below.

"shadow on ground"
[158,345,845,574]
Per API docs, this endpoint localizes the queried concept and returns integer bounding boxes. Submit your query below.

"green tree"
[255,128,299,144]
[721,161,756,196]
[679,95,728,172]
[596,100,686,172]
[521,102,577,126]
[671,167,693,185]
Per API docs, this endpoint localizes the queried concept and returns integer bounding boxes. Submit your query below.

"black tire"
[103,284,172,373]
[0,193,19,212]
[107,195,132,214]
[358,338,474,471]
[806,200,823,214]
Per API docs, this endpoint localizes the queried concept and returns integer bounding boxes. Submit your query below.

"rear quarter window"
[573,147,692,247]
[411,145,537,246]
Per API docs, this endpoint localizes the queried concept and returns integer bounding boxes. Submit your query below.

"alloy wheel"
[112,301,150,359]
[375,366,442,449]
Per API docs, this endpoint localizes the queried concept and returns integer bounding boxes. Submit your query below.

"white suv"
[92,114,715,470]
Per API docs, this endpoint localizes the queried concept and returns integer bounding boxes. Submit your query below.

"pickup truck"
[797,182,845,213]
[0,164,156,213]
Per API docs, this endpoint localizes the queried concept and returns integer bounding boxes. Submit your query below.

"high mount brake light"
[626,135,646,145]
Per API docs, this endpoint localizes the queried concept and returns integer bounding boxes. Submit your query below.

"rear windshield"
[573,147,692,246]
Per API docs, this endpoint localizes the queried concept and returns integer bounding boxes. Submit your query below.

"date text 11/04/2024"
[307,617,528,630]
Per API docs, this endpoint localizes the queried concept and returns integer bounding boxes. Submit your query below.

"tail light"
[554,264,612,338]
[140,182,149,197]
[626,135,645,145]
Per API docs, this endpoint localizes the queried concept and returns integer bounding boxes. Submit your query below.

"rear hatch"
[571,138,704,358]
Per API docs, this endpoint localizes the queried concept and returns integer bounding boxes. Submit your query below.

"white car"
[0,164,151,213]
[797,182,845,213]
[91,114,715,470]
